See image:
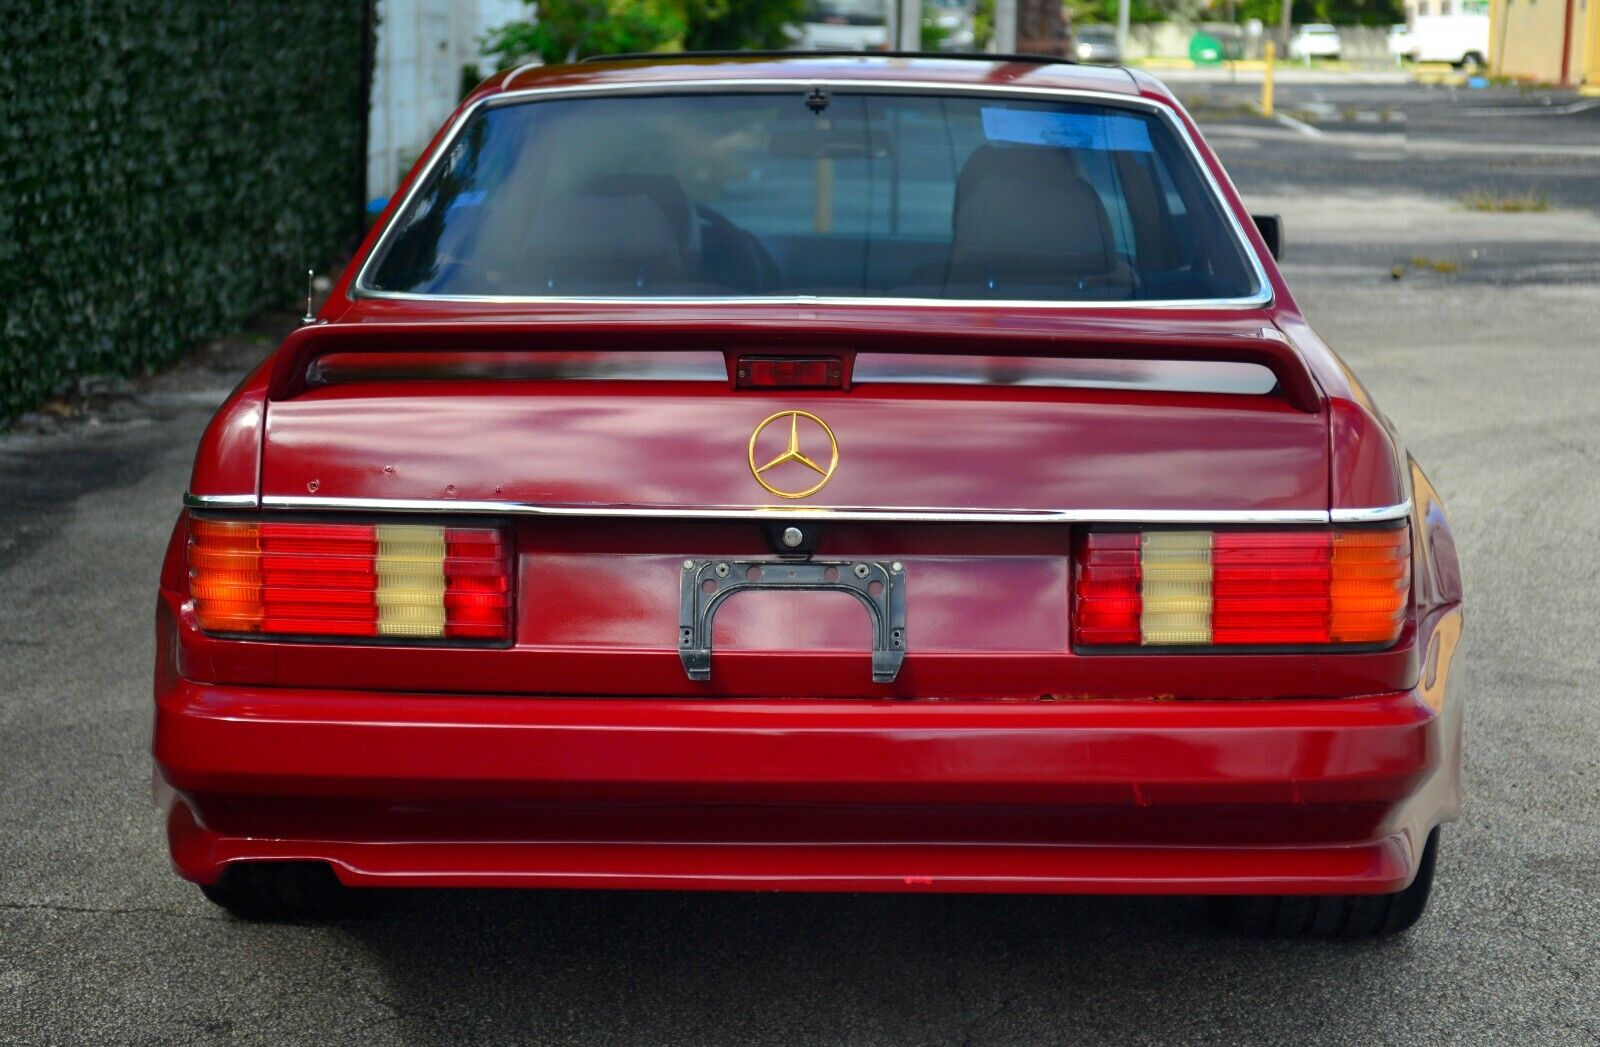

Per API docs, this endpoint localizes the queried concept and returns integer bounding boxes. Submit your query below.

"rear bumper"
[154,680,1461,895]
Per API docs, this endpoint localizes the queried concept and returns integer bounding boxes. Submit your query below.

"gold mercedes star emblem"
[748,410,839,499]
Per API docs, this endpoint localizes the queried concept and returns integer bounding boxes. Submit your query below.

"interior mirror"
[1252,213,1284,261]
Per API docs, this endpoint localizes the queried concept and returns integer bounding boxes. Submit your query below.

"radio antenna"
[301,269,316,324]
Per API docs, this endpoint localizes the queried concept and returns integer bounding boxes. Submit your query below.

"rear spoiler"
[268,320,1324,412]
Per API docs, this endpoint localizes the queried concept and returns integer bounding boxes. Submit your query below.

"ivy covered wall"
[0,4,371,423]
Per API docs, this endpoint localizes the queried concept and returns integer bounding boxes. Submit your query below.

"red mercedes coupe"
[155,53,1464,936]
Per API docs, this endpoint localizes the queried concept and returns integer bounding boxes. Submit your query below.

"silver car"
[1074,25,1121,64]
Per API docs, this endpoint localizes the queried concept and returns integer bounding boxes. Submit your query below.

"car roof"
[492,52,1151,101]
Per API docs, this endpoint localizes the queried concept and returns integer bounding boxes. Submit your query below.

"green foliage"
[973,0,994,48]
[1198,0,1404,25]
[1066,0,1403,25]
[682,0,807,51]
[482,0,807,67]
[1300,0,1406,26]
[482,0,686,65]
[0,4,370,425]
[1066,0,1170,24]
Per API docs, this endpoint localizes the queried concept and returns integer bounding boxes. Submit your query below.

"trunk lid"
[242,316,1350,700]
[261,317,1327,516]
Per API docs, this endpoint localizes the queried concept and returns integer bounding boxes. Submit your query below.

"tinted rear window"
[364,91,1262,303]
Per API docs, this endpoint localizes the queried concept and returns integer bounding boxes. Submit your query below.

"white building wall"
[367,0,527,204]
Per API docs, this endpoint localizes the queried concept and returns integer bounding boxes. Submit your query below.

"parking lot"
[2,79,1598,1044]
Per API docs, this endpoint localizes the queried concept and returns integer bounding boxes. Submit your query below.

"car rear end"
[154,60,1463,920]
[157,324,1461,900]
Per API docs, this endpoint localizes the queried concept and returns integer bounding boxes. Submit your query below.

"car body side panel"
[187,360,269,502]
[1329,397,1409,510]
[1410,458,1465,813]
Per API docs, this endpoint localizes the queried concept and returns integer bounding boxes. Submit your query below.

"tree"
[973,0,993,47]
[482,0,807,68]
[1064,0,1402,26]
[1065,0,1175,24]
[482,0,686,66]
[1228,0,1404,25]
[680,0,807,51]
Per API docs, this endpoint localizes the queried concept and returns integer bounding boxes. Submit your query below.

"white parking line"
[1460,99,1600,117]
[1273,112,1326,138]
[1206,122,1600,158]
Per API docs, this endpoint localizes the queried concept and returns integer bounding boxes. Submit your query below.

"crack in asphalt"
[349,984,445,1036]
[0,900,226,923]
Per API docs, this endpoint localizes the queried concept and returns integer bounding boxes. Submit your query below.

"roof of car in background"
[491,51,1154,101]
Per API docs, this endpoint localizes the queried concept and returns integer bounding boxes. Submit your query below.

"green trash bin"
[1189,32,1224,65]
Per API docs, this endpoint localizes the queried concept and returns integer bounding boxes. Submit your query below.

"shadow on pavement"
[328,888,1392,1044]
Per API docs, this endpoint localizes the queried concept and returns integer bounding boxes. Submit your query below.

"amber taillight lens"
[1074,526,1410,648]
[187,518,511,642]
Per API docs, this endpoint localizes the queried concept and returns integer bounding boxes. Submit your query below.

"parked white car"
[797,0,890,50]
[1288,24,1342,60]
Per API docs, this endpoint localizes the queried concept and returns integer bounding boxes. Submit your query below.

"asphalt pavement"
[2,80,1598,1045]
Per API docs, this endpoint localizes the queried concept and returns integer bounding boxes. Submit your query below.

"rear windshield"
[363,91,1262,303]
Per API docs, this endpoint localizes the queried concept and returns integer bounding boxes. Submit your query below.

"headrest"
[949,144,1117,285]
[585,174,697,255]
[954,144,1078,227]
[522,194,683,287]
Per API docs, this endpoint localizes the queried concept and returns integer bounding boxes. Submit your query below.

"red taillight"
[1074,532,1143,645]
[442,528,512,638]
[1073,526,1409,649]
[736,356,843,389]
[188,518,511,643]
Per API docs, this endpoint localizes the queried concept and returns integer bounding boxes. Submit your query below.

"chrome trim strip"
[183,492,259,509]
[250,494,1335,525]
[351,290,1273,310]
[499,61,543,90]
[1330,499,1413,524]
[189,492,1413,525]
[350,77,1273,311]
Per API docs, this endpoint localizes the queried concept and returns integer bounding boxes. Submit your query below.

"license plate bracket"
[678,559,906,683]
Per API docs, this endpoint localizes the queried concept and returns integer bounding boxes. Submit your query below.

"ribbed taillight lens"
[1074,526,1409,648]
[188,518,512,642]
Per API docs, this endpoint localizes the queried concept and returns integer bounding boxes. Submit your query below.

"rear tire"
[1458,51,1486,71]
[1210,828,1439,938]
[199,861,354,920]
